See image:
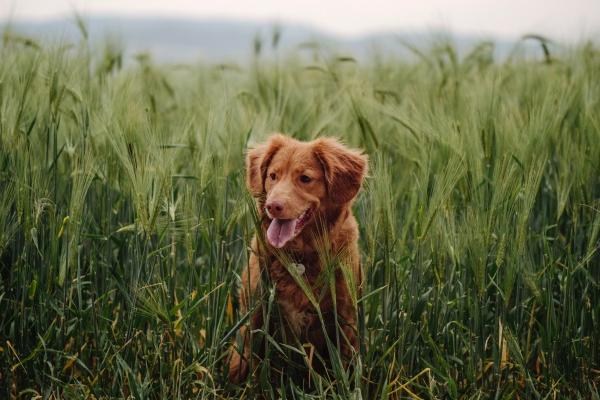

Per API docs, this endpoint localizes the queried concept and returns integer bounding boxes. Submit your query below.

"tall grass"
[0,28,599,398]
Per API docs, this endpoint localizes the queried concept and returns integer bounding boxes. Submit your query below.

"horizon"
[1,14,578,64]
[2,0,600,42]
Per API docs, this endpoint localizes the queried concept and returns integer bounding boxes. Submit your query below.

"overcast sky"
[2,0,599,41]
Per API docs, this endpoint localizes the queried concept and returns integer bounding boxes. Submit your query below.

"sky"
[2,0,599,41]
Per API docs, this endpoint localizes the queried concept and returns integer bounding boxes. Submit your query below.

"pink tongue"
[267,218,297,248]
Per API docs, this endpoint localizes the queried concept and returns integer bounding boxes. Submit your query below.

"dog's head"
[246,134,368,248]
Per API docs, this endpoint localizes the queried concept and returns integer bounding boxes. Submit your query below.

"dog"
[228,134,368,383]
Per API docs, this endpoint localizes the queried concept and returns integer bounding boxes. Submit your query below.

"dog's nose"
[266,200,284,217]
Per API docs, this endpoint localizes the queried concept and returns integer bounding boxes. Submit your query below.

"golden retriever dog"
[228,134,368,383]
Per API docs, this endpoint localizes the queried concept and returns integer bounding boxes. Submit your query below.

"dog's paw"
[228,350,249,384]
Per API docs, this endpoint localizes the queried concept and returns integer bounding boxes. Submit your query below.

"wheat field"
[0,27,599,398]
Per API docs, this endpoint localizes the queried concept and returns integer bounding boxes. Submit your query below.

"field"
[0,28,599,398]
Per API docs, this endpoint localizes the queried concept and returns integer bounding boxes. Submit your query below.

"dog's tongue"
[267,218,297,248]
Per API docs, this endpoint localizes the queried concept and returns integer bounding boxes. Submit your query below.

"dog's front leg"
[228,302,266,383]
[228,324,250,383]
[229,250,263,383]
[335,271,360,361]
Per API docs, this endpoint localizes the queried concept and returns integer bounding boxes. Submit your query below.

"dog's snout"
[266,200,284,217]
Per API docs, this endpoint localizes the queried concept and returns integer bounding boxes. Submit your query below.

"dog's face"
[246,134,368,248]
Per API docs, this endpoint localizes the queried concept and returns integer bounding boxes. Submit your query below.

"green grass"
[0,27,599,398]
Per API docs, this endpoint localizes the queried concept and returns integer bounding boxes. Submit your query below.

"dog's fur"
[228,134,368,383]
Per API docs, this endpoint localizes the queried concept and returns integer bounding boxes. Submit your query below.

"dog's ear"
[313,138,368,204]
[246,134,287,196]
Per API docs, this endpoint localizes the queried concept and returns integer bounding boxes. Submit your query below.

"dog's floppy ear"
[246,134,287,196]
[313,138,368,204]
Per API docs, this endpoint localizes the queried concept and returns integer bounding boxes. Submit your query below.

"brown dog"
[228,134,368,383]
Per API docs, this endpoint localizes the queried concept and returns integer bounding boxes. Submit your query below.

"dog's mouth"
[266,207,314,248]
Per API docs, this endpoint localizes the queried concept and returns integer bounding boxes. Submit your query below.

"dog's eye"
[299,175,312,183]
[269,173,277,181]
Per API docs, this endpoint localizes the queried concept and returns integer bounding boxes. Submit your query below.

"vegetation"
[0,26,599,398]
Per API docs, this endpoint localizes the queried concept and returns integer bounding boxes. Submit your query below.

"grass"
[0,26,599,398]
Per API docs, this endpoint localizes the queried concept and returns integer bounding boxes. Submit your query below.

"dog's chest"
[278,298,314,336]
[268,260,321,336]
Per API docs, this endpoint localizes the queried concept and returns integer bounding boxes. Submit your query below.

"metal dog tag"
[290,263,305,275]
